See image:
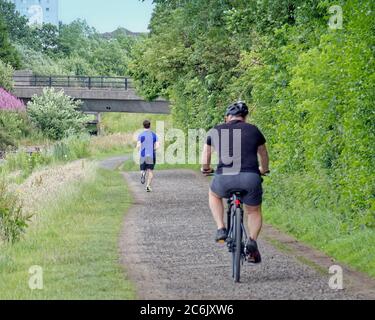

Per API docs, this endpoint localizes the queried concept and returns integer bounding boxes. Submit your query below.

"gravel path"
[119,170,366,300]
[99,155,129,170]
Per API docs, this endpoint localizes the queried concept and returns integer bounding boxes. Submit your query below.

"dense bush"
[0,13,20,68]
[0,88,38,151]
[0,88,33,150]
[27,88,88,140]
[0,179,30,243]
[0,111,31,149]
[0,59,13,91]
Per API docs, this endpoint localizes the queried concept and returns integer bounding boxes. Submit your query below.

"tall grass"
[101,113,172,134]
[263,173,375,277]
[0,179,31,243]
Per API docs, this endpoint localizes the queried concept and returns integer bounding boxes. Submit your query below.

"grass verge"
[0,168,135,299]
[264,186,375,278]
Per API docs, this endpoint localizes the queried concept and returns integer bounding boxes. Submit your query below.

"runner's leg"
[147,169,154,187]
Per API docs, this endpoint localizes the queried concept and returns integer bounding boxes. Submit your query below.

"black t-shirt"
[206,120,266,175]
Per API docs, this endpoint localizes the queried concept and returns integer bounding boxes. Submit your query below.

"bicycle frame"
[226,194,248,244]
[226,193,248,282]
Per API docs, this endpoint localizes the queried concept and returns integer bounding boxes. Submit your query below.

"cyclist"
[201,102,269,263]
[137,120,160,192]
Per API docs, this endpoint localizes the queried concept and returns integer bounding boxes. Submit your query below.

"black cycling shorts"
[210,172,263,206]
[140,156,156,171]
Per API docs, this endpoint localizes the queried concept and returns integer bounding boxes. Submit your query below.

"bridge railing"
[13,75,133,90]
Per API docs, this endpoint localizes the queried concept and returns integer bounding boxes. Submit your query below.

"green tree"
[0,59,14,90]
[57,19,98,57]
[28,23,60,55]
[0,14,20,68]
[0,0,30,42]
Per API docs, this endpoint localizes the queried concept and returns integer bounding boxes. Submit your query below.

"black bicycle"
[225,189,248,283]
[203,168,269,283]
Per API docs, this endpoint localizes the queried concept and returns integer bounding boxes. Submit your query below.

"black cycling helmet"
[225,101,249,117]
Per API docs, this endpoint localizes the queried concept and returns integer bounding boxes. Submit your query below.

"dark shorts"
[140,156,156,171]
[210,172,263,206]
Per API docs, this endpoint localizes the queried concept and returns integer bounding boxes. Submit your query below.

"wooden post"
[97,113,101,135]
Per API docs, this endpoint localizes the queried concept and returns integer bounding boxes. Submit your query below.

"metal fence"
[13,75,133,90]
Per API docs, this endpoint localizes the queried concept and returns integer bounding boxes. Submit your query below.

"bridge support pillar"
[84,112,102,136]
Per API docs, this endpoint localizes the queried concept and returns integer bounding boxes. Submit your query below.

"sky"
[59,0,155,33]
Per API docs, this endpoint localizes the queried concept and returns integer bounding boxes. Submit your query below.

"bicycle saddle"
[227,189,248,196]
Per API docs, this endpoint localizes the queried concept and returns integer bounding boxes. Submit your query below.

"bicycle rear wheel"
[233,207,243,283]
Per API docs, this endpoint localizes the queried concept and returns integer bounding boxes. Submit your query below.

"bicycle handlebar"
[201,168,215,176]
[261,170,270,177]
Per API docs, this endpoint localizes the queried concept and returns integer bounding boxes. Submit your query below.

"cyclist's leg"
[244,204,263,241]
[239,172,263,240]
[209,190,225,229]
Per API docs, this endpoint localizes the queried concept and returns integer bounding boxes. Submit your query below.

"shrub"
[0,109,36,150]
[0,179,31,243]
[0,129,14,150]
[27,88,89,140]
[0,59,14,91]
[0,87,25,111]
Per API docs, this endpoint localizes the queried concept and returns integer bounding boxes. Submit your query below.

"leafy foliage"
[131,0,375,228]
[0,0,138,77]
[27,88,88,140]
[0,109,38,151]
[0,0,30,42]
[0,14,20,68]
[0,179,30,243]
[0,59,14,91]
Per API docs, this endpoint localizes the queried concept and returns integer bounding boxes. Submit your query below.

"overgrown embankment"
[0,164,135,299]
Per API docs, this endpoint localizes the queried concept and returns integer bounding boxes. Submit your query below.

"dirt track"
[117,169,375,300]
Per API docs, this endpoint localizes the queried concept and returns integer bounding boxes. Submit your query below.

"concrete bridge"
[12,71,170,114]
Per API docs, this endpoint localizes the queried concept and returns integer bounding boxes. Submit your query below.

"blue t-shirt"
[138,130,158,160]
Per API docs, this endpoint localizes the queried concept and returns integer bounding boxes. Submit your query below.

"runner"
[137,120,160,192]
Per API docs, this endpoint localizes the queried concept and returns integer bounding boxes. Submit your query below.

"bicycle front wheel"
[233,207,243,283]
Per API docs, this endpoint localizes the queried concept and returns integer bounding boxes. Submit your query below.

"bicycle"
[202,168,269,283]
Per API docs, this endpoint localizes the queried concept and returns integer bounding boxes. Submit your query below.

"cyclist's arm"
[201,143,213,171]
[258,144,269,174]
[154,141,161,150]
[136,141,141,150]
